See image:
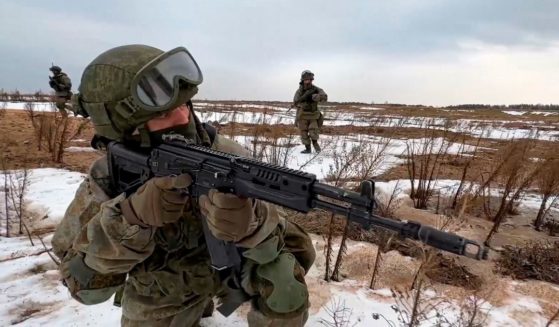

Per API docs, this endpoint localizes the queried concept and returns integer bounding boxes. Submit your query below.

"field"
[0,99,558,326]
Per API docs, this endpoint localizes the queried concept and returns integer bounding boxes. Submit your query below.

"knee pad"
[241,235,309,318]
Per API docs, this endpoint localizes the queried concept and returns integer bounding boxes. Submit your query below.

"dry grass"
[496,241,559,284]
[0,110,99,172]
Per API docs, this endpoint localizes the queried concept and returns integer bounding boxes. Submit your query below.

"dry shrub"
[25,103,88,163]
[496,241,559,284]
[405,119,456,209]
[543,218,559,236]
[0,101,6,118]
[534,155,559,230]
[318,298,355,327]
[0,88,7,101]
[386,285,453,327]
[475,139,543,245]
[425,255,482,290]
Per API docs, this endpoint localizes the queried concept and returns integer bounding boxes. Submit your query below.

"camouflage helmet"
[300,70,314,81]
[50,65,62,74]
[73,44,202,142]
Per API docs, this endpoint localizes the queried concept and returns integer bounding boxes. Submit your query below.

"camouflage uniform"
[293,71,327,153]
[49,66,72,115]
[52,45,316,327]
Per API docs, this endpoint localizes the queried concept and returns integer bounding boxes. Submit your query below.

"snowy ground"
[0,169,557,326]
[3,101,559,141]
[1,101,558,325]
[198,107,559,141]
[1,101,56,112]
[233,134,481,180]
[502,110,559,116]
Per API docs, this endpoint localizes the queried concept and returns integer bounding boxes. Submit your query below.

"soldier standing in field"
[292,70,327,153]
[48,65,72,115]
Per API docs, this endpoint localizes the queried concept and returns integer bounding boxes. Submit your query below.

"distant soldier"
[48,65,72,115]
[293,70,327,153]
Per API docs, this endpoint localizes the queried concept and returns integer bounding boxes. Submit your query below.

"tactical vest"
[298,86,319,113]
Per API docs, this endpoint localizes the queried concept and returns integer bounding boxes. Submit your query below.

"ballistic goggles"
[130,47,203,111]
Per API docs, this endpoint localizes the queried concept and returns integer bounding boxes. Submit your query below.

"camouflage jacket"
[52,135,282,320]
[293,84,327,120]
[49,73,72,97]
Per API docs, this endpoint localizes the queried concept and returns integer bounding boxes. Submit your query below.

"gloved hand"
[120,174,192,227]
[199,189,257,242]
[311,93,321,102]
[301,89,316,102]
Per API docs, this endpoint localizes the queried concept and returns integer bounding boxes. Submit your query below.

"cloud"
[1,0,558,105]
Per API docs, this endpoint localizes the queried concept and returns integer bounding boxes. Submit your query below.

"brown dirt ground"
[1,110,99,173]
[303,201,559,318]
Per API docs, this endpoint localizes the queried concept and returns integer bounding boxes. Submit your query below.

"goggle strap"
[82,102,121,141]
[137,125,152,148]
[115,97,142,119]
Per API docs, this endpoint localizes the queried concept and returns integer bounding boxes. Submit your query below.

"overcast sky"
[0,0,558,106]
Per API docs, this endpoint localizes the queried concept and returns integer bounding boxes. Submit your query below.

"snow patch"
[502,111,526,116]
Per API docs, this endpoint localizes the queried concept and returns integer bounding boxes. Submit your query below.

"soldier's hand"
[311,94,321,102]
[120,174,192,227]
[199,189,257,242]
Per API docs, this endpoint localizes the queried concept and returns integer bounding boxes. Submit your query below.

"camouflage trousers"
[121,302,308,327]
[120,221,315,327]
[54,96,69,116]
[297,119,319,146]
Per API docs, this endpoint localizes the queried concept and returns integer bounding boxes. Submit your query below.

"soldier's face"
[303,79,312,87]
[146,104,190,132]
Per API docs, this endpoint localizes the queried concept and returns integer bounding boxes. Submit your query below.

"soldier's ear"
[70,93,90,118]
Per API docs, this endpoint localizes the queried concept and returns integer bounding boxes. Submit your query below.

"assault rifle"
[49,76,61,91]
[98,136,488,272]
[297,88,318,103]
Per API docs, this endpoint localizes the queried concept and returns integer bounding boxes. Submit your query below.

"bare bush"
[323,137,365,282]
[496,241,559,284]
[450,292,490,327]
[376,181,403,218]
[7,156,30,235]
[319,298,357,327]
[543,217,559,236]
[450,133,484,210]
[405,120,455,209]
[1,155,10,237]
[368,230,394,290]
[12,89,22,101]
[25,103,88,163]
[387,275,487,326]
[534,156,559,230]
[33,90,49,102]
[369,182,401,289]
[0,88,7,101]
[387,286,452,327]
[0,101,6,118]
[480,139,542,245]
[327,135,395,282]
[266,133,298,166]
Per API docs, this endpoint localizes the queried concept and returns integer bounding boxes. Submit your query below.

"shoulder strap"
[202,123,217,145]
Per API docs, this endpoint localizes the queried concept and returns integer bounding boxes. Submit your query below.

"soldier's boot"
[300,144,311,154]
[312,141,321,153]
